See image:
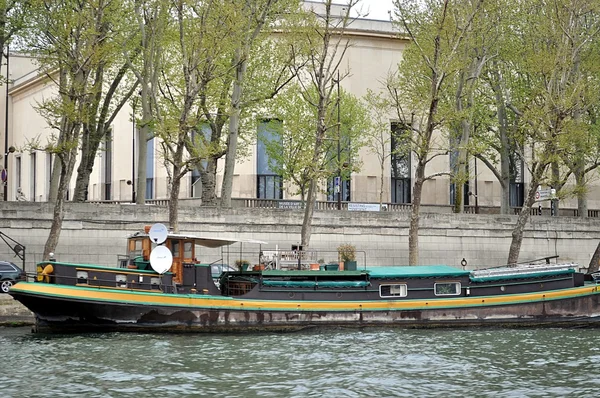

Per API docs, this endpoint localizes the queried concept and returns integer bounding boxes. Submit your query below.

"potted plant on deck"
[235,259,251,272]
[337,244,357,271]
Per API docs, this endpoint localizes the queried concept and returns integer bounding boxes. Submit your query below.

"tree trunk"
[72,130,98,202]
[409,156,426,265]
[507,166,544,264]
[73,157,93,202]
[300,178,317,248]
[490,61,512,215]
[168,165,182,233]
[575,171,587,218]
[44,136,79,259]
[43,185,66,260]
[408,176,424,265]
[48,158,62,203]
[136,88,151,204]
[221,48,247,208]
[499,158,510,215]
[506,207,528,265]
[200,158,218,206]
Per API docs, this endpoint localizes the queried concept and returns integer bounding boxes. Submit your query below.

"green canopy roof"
[366,265,469,278]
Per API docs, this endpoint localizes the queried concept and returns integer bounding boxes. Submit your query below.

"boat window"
[76,271,88,284]
[183,241,193,258]
[172,240,180,257]
[129,239,143,258]
[434,282,461,296]
[380,283,408,298]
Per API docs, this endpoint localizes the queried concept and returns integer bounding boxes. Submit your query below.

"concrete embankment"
[3,201,600,273]
[0,293,34,326]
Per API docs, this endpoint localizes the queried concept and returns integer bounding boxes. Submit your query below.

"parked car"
[210,263,236,287]
[0,261,26,293]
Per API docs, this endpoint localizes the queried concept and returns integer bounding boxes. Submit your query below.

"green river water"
[1,326,598,397]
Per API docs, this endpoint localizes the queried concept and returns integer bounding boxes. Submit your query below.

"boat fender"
[42,264,54,283]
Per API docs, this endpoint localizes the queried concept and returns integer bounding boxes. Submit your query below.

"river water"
[1,326,598,397]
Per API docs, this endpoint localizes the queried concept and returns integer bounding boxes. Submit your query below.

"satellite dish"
[149,246,173,274]
[148,223,168,244]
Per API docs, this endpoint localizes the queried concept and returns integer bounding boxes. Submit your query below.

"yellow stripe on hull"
[10,282,600,312]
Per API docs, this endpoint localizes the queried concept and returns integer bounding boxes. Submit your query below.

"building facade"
[0,9,595,211]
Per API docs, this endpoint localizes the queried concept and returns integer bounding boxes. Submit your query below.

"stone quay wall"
[1,202,599,274]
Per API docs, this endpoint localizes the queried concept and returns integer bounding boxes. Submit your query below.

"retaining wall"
[0,202,598,274]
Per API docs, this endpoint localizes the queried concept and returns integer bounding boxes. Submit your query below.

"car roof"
[0,260,19,268]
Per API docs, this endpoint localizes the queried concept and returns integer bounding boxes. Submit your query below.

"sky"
[353,0,395,21]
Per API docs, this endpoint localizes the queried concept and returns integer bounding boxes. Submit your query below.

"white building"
[0,4,592,213]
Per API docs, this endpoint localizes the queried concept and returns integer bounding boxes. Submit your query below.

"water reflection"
[1,327,598,397]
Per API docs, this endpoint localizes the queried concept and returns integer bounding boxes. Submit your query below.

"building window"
[380,283,408,298]
[30,152,36,202]
[146,138,154,200]
[510,156,524,207]
[434,282,461,296]
[257,175,282,199]
[191,168,201,197]
[103,130,112,200]
[257,120,283,199]
[391,122,411,203]
[326,129,352,202]
[326,178,350,202]
[15,156,21,192]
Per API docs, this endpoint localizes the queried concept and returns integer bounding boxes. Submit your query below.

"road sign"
[535,187,555,202]
[0,169,6,183]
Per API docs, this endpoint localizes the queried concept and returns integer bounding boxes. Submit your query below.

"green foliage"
[337,243,356,262]
[260,82,369,199]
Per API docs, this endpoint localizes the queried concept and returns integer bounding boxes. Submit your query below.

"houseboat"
[9,224,600,333]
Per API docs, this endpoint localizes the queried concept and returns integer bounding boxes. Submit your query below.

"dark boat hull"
[10,283,600,333]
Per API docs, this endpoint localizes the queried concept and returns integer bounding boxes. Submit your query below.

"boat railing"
[471,262,578,279]
[29,263,176,293]
[259,249,366,271]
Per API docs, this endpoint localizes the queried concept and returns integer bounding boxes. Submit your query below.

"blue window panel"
[257,120,282,199]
